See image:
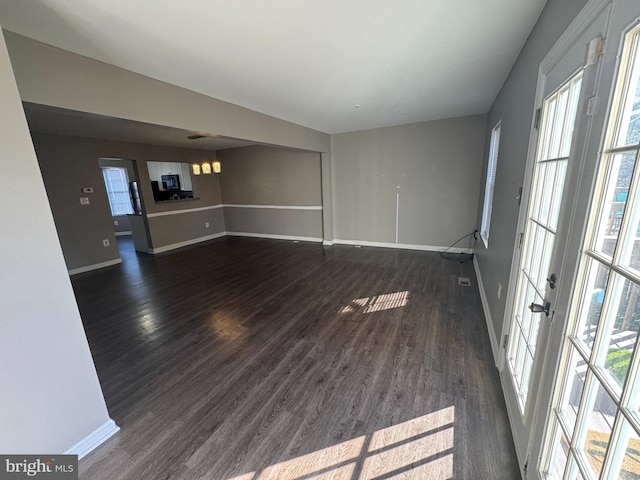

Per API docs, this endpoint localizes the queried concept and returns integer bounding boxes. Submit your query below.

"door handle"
[529,301,551,317]
[547,273,557,289]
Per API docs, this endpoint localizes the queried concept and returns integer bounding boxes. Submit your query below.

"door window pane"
[536,230,556,300]
[548,424,570,480]
[578,380,616,479]
[598,275,640,393]
[539,162,558,225]
[593,153,636,258]
[549,88,570,160]
[543,98,558,159]
[576,261,611,355]
[611,420,640,480]
[521,351,534,402]
[530,163,547,225]
[615,36,640,148]
[561,77,583,157]
[529,225,549,293]
[514,283,532,342]
[513,327,527,384]
[549,160,569,230]
[617,152,640,273]
[559,347,587,437]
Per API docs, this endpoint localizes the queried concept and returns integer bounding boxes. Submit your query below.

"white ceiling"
[0,0,547,134]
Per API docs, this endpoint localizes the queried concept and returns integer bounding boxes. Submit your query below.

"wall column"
[0,26,117,456]
[321,151,334,244]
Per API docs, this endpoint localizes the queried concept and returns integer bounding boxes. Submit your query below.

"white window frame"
[481,122,501,247]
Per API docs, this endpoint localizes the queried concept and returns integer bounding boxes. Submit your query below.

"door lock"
[529,301,551,317]
[547,273,557,289]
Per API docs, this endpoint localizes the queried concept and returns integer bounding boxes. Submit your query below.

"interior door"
[500,8,612,471]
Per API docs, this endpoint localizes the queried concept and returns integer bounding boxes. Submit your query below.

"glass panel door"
[501,64,588,466]
[507,73,584,413]
[500,7,612,469]
[542,19,640,480]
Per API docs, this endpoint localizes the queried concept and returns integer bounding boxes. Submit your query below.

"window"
[102,167,134,215]
[481,122,501,247]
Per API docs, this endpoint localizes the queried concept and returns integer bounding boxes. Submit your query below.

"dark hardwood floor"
[74,236,519,479]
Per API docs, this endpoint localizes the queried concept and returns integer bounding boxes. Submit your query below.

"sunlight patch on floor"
[339,291,409,315]
[227,406,454,480]
[258,436,364,480]
[362,407,454,479]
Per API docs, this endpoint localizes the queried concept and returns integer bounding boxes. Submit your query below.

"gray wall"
[332,115,487,246]
[32,132,225,270]
[4,31,330,153]
[4,30,334,244]
[218,145,323,240]
[0,27,112,453]
[474,0,590,346]
[112,214,132,234]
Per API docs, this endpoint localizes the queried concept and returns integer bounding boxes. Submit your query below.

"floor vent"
[458,277,471,287]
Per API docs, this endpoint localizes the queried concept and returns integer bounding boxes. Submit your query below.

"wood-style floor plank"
[74,236,519,480]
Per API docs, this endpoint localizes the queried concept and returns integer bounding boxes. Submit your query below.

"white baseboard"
[115,231,132,236]
[65,419,119,459]
[473,255,499,365]
[149,231,226,254]
[68,258,122,276]
[322,240,335,246]
[334,239,473,254]
[226,232,323,243]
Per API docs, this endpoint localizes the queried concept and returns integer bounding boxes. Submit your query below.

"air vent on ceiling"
[187,134,206,140]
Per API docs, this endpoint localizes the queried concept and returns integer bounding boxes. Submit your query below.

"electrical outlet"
[497,283,502,300]
[80,197,90,205]
[205,222,210,228]
[113,220,119,226]
[103,239,110,247]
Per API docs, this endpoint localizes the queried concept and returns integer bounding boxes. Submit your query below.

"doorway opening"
[99,157,148,262]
